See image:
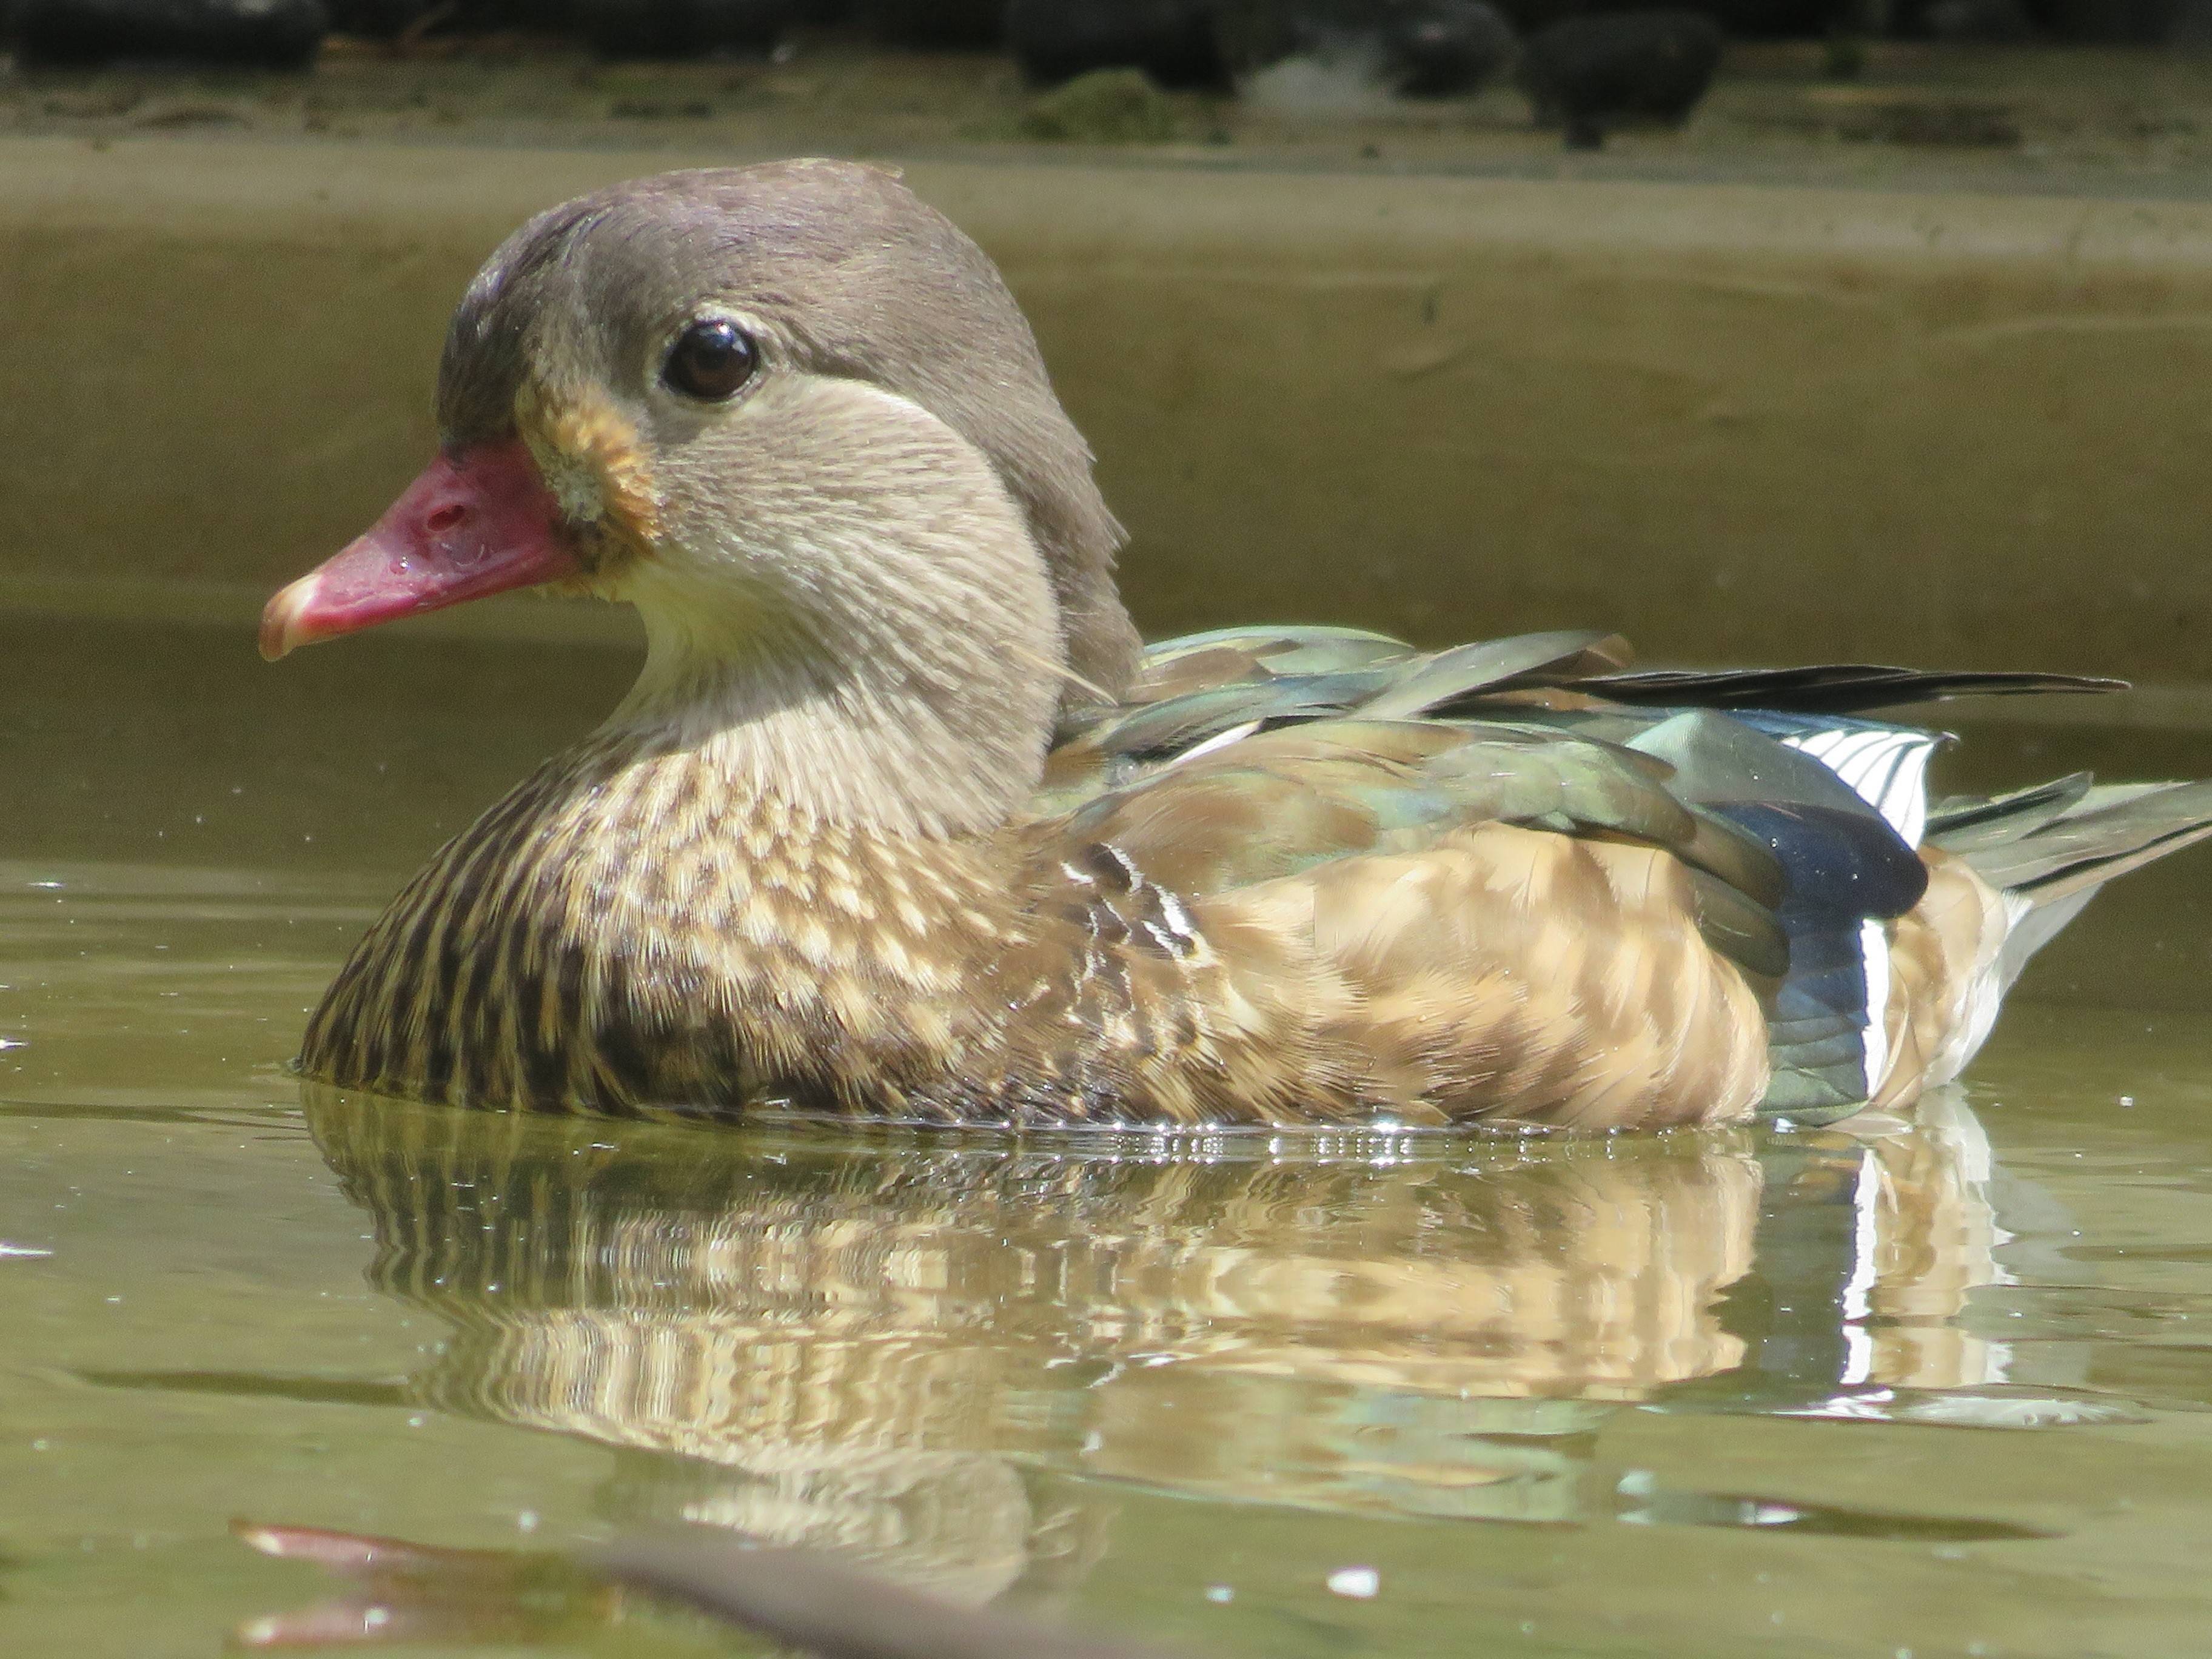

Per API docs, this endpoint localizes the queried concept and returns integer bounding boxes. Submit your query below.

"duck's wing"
[1045,626,2119,806]
[1022,629,2140,1130]
[1039,626,1632,812]
[1047,715,1780,914]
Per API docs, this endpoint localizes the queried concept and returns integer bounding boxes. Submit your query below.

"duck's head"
[262,160,1139,828]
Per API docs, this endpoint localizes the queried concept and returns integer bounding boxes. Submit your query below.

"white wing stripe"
[1859,916,1892,1100]
[1781,728,1937,848]
[1164,721,1262,769]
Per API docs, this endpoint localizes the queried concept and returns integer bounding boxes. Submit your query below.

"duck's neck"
[594,638,1022,845]
[597,492,1070,840]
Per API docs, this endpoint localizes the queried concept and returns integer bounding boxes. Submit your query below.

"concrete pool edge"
[4,134,2208,688]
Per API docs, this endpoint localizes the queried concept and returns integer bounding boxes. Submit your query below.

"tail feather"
[1994,888,2096,993]
[1925,772,2093,843]
[1930,778,2212,987]
[1940,780,2212,900]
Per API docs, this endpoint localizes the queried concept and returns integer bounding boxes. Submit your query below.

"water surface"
[4,612,2212,1658]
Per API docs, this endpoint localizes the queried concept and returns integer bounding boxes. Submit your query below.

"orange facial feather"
[514,379,663,562]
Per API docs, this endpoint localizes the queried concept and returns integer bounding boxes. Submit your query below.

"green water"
[5,612,2212,1658]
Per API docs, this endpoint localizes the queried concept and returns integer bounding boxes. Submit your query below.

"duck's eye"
[663,320,758,401]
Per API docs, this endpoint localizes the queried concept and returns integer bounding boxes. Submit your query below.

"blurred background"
[5,0,2212,690]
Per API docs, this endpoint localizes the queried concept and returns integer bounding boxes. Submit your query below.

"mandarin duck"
[261,160,2212,1132]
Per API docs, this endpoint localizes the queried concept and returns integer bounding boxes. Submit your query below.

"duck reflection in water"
[224,1089,2071,1646]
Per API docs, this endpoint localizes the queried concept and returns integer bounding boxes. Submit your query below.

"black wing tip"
[1585,665,2130,716]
